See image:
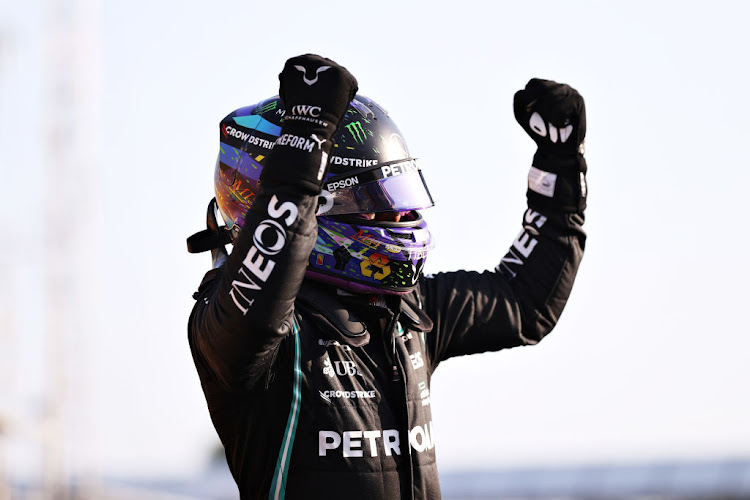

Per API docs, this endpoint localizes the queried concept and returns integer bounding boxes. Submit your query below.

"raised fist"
[514,78,586,156]
[279,54,358,136]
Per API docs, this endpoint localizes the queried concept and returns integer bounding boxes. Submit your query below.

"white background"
[1,0,749,481]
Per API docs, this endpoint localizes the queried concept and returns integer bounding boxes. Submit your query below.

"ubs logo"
[322,356,362,378]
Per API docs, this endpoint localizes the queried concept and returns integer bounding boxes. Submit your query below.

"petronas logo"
[345,121,366,144]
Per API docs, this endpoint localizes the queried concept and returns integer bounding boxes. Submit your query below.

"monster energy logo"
[255,100,277,115]
[345,121,367,144]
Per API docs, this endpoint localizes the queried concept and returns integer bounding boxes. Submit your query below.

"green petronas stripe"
[269,318,302,500]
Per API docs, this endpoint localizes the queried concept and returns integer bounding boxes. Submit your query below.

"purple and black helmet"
[214,95,435,294]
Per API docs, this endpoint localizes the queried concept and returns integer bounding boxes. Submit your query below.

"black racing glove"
[279,54,358,137]
[514,78,587,214]
[261,54,358,193]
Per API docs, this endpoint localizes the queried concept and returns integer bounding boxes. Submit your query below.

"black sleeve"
[420,208,585,367]
[188,146,330,389]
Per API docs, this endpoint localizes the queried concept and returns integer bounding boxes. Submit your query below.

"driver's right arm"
[189,55,358,388]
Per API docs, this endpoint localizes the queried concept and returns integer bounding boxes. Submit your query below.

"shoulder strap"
[192,268,221,300]
[399,288,434,333]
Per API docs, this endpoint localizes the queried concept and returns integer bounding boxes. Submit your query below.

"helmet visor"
[318,158,434,216]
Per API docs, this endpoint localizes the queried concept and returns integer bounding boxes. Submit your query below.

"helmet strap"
[186,198,232,268]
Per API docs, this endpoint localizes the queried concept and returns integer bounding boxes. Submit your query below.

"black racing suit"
[188,149,586,499]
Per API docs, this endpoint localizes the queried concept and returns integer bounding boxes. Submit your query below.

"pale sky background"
[2,0,750,485]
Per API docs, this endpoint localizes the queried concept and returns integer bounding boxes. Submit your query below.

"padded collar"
[295,280,433,347]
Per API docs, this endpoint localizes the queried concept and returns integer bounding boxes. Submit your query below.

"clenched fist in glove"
[261,54,359,193]
[279,54,358,137]
[514,79,587,214]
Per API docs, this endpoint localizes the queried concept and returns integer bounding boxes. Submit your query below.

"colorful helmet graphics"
[214,95,434,294]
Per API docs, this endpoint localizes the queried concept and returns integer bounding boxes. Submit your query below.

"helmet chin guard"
[210,94,435,294]
[307,211,433,294]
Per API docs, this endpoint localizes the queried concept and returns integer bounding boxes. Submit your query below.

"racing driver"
[187,54,588,500]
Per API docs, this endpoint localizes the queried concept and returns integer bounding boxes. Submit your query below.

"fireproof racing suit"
[189,194,585,500]
[188,59,586,500]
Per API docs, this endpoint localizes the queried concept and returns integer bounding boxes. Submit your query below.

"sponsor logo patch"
[318,422,435,457]
[330,156,378,168]
[294,64,330,86]
[228,196,298,314]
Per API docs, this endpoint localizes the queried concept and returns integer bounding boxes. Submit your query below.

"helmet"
[214,95,434,294]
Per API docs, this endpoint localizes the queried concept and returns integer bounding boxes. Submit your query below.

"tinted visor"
[317,159,434,216]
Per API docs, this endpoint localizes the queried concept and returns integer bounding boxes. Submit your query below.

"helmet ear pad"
[305,212,433,295]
